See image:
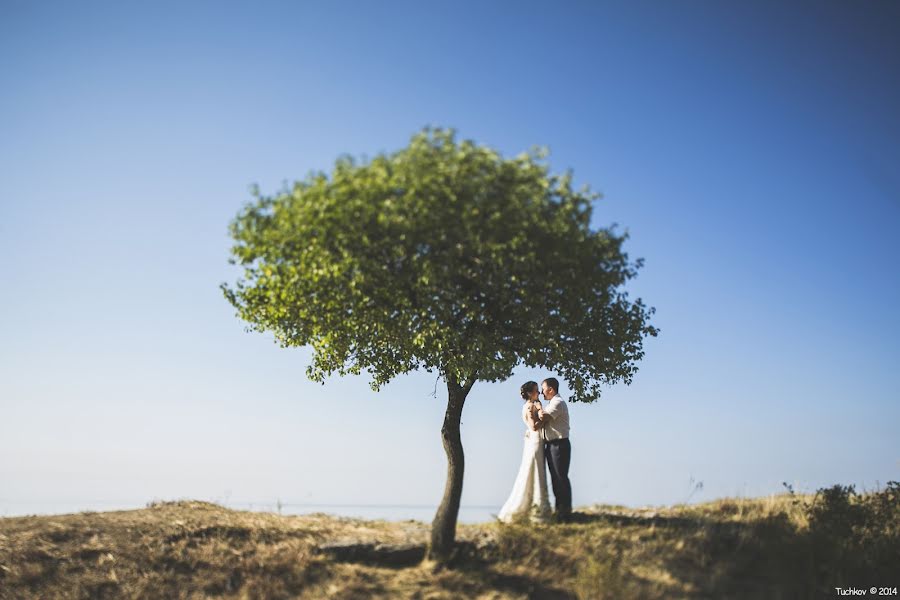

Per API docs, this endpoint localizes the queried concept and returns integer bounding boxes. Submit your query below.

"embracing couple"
[497,377,572,524]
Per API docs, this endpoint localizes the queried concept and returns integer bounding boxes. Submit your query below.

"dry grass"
[1,489,897,599]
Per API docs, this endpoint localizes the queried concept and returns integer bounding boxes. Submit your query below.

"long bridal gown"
[497,402,552,523]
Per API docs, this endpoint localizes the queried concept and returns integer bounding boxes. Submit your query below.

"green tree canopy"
[223,128,656,401]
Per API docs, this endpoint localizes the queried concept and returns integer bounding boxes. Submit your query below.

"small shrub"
[805,482,900,588]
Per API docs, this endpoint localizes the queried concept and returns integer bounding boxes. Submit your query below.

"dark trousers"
[545,438,572,518]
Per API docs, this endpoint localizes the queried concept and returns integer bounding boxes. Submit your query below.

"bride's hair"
[520,381,538,400]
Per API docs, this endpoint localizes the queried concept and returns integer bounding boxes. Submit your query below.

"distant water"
[242,503,499,524]
[0,500,500,524]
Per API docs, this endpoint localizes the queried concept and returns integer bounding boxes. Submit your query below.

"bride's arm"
[537,401,552,426]
[525,404,541,431]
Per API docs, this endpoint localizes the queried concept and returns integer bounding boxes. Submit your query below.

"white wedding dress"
[497,402,551,523]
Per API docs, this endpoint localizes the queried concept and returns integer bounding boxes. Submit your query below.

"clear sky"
[2,0,898,519]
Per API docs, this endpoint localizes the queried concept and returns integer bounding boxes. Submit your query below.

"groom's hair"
[542,378,559,393]
[520,381,538,400]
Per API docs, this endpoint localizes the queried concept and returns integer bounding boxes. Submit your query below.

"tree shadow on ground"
[450,542,578,600]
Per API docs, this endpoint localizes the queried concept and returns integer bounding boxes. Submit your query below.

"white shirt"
[542,395,570,441]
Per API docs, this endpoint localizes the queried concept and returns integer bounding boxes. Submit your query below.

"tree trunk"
[427,376,472,563]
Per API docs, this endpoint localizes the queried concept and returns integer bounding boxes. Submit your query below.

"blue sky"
[1,0,898,519]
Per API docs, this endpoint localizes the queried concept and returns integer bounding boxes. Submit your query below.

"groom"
[540,378,572,522]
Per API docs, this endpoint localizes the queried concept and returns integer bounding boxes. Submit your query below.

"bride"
[497,381,552,523]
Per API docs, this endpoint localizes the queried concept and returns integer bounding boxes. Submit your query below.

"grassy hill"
[1,484,897,599]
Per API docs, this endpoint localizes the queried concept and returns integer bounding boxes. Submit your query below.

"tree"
[221,128,658,562]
